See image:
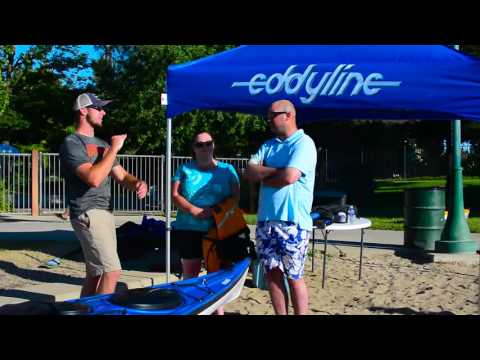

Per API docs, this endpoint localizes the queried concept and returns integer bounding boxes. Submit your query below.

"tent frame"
[162,45,477,282]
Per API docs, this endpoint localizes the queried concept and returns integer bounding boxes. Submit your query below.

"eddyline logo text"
[231,64,402,104]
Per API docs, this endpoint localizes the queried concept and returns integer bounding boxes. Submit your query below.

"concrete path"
[3,213,479,246]
[0,214,147,242]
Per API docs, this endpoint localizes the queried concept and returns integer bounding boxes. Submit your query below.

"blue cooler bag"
[251,260,290,296]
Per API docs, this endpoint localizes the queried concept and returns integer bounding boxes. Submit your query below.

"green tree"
[92,45,267,156]
[461,45,480,57]
[0,77,8,115]
[0,45,89,150]
[0,179,12,212]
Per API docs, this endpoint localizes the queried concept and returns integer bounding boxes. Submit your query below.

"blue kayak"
[53,258,251,315]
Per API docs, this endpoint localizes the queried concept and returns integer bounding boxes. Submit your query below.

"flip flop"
[40,258,61,269]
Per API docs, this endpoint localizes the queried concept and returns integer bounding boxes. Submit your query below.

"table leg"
[359,228,365,280]
[311,229,315,272]
[322,231,329,288]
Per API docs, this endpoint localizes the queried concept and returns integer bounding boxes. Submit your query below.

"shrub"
[0,179,12,212]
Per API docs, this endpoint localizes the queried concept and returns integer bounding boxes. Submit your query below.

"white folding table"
[311,218,372,288]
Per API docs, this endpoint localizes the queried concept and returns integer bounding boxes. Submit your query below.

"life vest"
[202,197,255,273]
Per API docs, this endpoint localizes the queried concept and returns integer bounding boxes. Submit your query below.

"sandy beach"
[223,246,479,315]
[1,240,478,315]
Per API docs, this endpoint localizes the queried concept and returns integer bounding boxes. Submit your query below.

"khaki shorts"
[70,209,121,277]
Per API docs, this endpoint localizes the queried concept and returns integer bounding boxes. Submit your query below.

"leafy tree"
[0,179,12,211]
[461,45,480,57]
[0,77,8,115]
[92,45,267,156]
[0,45,89,150]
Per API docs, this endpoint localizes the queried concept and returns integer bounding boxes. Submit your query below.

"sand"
[0,243,478,315]
[224,246,479,315]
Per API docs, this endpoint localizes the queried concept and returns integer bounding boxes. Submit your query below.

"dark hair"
[191,131,215,160]
[74,110,82,124]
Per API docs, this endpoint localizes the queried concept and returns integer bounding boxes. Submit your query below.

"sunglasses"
[194,140,214,149]
[87,105,104,112]
[267,111,288,121]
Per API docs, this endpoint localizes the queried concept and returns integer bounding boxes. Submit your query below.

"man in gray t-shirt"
[59,93,148,298]
[60,133,119,218]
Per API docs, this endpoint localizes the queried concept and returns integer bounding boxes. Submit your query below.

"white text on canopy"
[231,64,402,104]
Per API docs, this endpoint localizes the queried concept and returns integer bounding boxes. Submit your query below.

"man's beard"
[270,124,284,137]
[87,116,102,128]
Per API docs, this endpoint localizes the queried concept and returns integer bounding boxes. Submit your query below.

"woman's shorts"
[173,230,207,260]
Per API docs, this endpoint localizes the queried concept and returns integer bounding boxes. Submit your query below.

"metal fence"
[2,146,455,216]
[112,155,248,213]
[40,153,66,214]
[0,153,32,214]
[315,144,450,187]
[0,153,249,215]
[169,156,249,212]
[113,155,165,214]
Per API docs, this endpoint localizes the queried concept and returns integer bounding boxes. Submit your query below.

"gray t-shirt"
[59,133,119,218]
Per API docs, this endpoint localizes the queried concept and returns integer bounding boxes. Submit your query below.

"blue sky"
[16,45,101,59]
[15,45,101,87]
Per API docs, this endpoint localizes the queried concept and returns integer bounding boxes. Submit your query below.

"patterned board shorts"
[256,221,311,280]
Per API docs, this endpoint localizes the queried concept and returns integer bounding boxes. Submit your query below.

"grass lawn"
[241,176,480,233]
[244,214,258,226]
[362,176,480,233]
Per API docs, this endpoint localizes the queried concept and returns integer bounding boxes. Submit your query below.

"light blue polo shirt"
[251,129,317,230]
[172,161,239,232]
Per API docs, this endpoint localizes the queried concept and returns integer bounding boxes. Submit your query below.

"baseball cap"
[73,93,112,111]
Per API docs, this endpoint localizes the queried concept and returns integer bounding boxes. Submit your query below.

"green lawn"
[362,176,480,232]
[244,214,258,226]
[242,176,480,233]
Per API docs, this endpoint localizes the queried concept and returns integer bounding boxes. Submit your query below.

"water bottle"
[347,205,356,224]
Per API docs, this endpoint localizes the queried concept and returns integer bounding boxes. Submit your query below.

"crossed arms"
[246,162,302,188]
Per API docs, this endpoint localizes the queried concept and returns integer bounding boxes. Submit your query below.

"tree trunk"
[6,45,15,82]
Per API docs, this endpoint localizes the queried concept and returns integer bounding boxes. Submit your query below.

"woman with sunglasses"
[172,131,240,315]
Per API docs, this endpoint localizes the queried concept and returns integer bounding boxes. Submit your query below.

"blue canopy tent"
[163,45,480,281]
[0,143,20,154]
[167,45,480,121]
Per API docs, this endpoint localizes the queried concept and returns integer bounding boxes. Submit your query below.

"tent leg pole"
[165,117,172,282]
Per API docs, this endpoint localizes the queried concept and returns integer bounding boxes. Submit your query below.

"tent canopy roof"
[167,45,480,123]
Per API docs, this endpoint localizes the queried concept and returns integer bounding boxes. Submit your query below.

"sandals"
[40,258,61,269]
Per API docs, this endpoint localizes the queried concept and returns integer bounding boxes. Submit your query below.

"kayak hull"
[56,258,251,315]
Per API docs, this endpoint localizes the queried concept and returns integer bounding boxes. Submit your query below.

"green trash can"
[404,188,446,251]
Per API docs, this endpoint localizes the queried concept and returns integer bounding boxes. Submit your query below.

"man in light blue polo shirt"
[247,99,316,315]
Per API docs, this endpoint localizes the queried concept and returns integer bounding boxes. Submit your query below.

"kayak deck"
[57,258,251,315]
